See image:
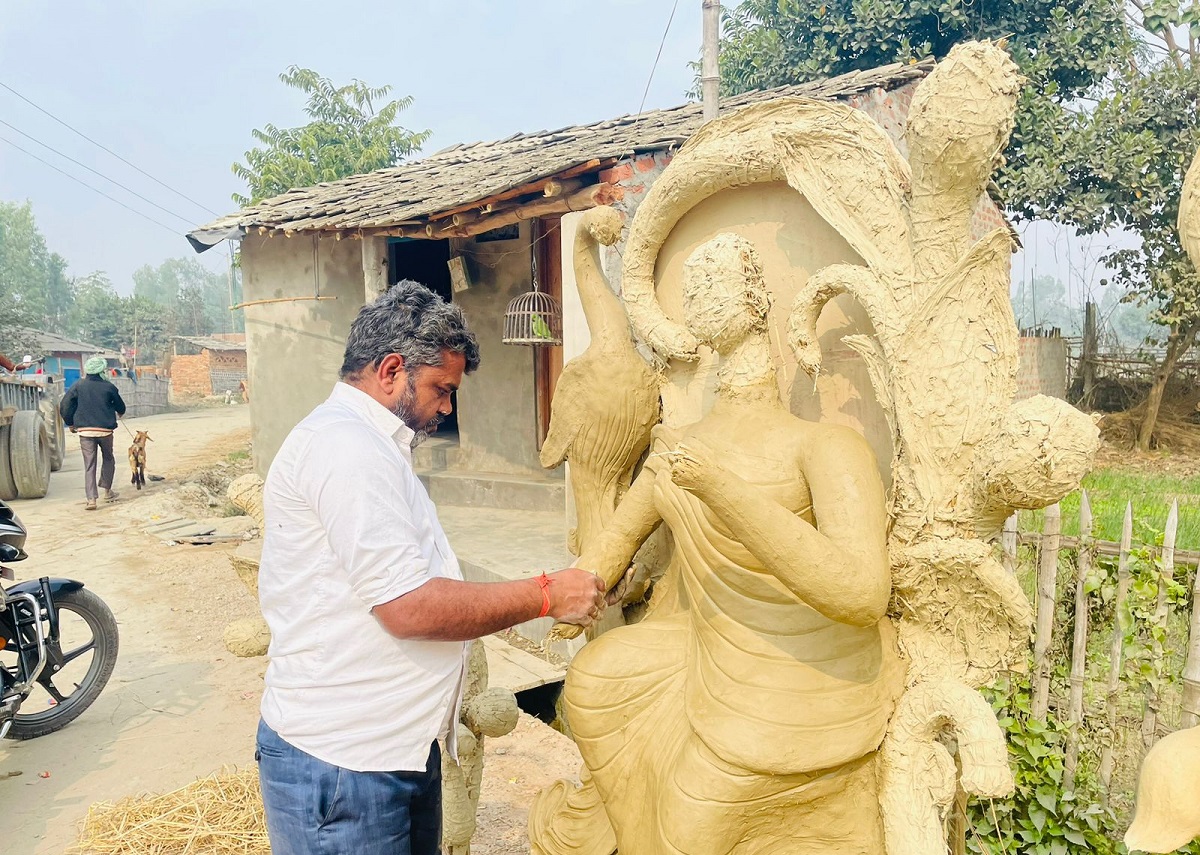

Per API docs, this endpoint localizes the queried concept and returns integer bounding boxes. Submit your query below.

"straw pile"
[68,768,269,855]
[1099,394,1200,454]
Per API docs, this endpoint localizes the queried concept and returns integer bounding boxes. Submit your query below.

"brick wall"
[1016,337,1069,401]
[170,349,247,397]
[208,350,248,394]
[171,353,212,397]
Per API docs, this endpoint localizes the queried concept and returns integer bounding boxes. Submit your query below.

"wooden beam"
[425,158,618,221]
[456,183,622,238]
[543,178,583,198]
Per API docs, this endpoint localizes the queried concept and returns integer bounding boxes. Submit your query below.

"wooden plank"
[1032,503,1061,720]
[1064,492,1092,792]
[482,634,565,693]
[1099,502,1133,802]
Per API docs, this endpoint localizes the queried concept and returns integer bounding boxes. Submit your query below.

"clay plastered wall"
[241,233,365,475]
[170,352,212,397]
[449,223,541,475]
[1016,336,1068,401]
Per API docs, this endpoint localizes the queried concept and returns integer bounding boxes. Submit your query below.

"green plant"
[968,674,1118,855]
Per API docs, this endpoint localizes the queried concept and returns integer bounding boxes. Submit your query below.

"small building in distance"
[14,328,121,387]
[170,334,248,398]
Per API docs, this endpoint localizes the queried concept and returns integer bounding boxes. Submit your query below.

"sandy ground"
[2,404,582,854]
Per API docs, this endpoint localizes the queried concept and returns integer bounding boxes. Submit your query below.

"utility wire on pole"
[702,0,721,121]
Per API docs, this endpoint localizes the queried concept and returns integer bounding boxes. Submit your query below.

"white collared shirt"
[259,382,467,772]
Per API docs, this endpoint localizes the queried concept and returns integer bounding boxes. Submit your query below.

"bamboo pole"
[1002,514,1018,575]
[1032,502,1062,720]
[1141,499,1179,749]
[1099,503,1133,801]
[1064,492,1093,792]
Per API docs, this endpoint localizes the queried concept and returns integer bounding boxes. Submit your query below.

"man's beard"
[391,377,442,447]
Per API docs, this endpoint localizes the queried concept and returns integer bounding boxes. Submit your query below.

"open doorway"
[388,238,458,435]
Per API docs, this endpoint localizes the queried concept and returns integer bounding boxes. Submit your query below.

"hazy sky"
[0,1,1100,303]
[0,1,701,291]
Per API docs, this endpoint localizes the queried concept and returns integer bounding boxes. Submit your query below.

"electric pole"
[702,0,721,121]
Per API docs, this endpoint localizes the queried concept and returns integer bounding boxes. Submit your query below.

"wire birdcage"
[502,248,563,346]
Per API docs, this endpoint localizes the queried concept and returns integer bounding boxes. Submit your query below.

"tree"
[132,256,239,335]
[68,272,127,350]
[714,1,1128,102]
[1003,8,1200,450]
[0,201,74,337]
[231,66,430,206]
[1011,275,1080,335]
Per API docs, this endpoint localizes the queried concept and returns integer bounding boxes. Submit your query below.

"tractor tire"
[10,409,50,499]
[40,399,65,472]
[0,425,16,501]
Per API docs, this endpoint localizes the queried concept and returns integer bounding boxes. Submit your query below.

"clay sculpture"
[531,40,1098,855]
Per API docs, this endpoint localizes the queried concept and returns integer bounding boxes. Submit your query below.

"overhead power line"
[0,117,197,227]
[0,133,182,237]
[0,79,220,217]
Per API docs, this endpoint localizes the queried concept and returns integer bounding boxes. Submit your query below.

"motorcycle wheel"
[2,587,119,740]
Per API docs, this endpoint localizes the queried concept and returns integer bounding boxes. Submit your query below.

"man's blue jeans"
[256,719,442,855]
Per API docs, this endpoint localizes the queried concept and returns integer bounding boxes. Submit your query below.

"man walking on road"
[59,356,126,510]
[256,282,608,855]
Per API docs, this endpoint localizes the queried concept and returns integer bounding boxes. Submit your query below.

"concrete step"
[411,437,460,472]
[420,469,565,512]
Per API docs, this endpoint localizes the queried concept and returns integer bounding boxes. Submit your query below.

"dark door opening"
[388,238,458,435]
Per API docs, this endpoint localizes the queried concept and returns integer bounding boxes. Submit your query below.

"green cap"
[84,356,107,375]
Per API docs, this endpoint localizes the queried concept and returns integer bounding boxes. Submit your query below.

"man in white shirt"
[256,282,607,855]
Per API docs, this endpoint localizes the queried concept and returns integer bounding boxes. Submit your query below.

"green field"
[1017,465,1200,551]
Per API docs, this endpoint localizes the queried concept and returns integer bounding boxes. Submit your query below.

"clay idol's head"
[681,233,771,356]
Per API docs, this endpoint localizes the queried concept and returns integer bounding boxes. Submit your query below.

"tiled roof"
[188,59,933,249]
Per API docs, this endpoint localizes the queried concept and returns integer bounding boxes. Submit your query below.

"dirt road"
[2,405,264,854]
[2,403,584,855]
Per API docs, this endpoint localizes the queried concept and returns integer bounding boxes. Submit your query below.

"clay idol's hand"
[668,440,724,494]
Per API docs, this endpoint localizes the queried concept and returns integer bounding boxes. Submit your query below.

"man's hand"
[543,568,606,627]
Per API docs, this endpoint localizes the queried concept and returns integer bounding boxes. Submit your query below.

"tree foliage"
[132,256,242,336]
[231,66,430,207]
[715,0,1127,100]
[0,201,73,346]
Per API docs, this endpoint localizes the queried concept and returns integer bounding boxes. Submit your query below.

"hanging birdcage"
[502,248,562,346]
[503,289,563,346]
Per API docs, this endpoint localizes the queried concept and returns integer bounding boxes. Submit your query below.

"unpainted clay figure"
[534,232,905,854]
[531,40,1099,855]
[442,639,519,855]
[539,206,660,630]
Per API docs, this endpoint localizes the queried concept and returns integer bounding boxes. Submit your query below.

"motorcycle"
[0,498,119,740]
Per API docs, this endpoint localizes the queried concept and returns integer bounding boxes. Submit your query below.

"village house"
[188,59,1018,642]
[10,328,122,388]
[169,334,248,399]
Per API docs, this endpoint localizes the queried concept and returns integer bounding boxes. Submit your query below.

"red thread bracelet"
[537,572,552,618]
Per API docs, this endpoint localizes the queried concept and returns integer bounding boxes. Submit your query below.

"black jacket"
[60,375,126,430]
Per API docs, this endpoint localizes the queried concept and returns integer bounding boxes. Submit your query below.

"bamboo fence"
[1008,495,1200,803]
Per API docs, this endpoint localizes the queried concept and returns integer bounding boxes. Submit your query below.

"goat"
[129,430,152,490]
